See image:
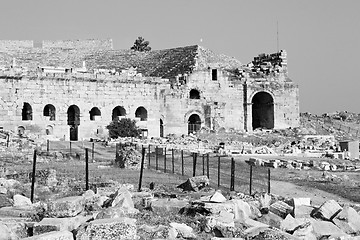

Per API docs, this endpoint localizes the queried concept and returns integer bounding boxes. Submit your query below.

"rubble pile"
[0,175,359,239]
[115,144,144,170]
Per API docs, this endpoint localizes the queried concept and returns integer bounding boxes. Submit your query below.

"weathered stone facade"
[0,39,299,140]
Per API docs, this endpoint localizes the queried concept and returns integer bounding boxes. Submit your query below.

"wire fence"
[4,140,271,202]
[138,144,270,195]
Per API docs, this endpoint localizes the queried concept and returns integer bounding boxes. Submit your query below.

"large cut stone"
[280,214,309,232]
[33,215,92,235]
[151,198,188,214]
[0,223,11,240]
[76,217,137,240]
[310,219,347,239]
[47,196,84,217]
[13,194,32,208]
[0,207,36,218]
[333,206,360,234]
[169,222,196,239]
[269,201,293,219]
[312,199,342,220]
[177,176,209,192]
[111,188,134,208]
[22,230,73,240]
[95,206,139,219]
[209,191,227,203]
[294,205,314,218]
[232,199,252,221]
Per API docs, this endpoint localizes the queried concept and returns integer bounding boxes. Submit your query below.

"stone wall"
[0,40,34,50]
[42,39,113,50]
[0,73,169,139]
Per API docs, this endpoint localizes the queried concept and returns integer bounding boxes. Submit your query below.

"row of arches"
[21,103,148,122]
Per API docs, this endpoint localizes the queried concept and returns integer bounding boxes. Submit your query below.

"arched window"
[22,102,32,121]
[67,105,80,141]
[43,104,56,121]
[90,107,101,121]
[135,107,147,121]
[112,106,126,120]
[189,89,200,99]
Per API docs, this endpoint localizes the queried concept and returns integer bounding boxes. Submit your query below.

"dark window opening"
[90,107,101,121]
[189,89,200,99]
[43,104,56,121]
[67,105,80,141]
[22,102,32,121]
[188,114,201,134]
[18,126,25,136]
[160,119,164,137]
[135,107,148,121]
[212,69,218,80]
[112,106,126,120]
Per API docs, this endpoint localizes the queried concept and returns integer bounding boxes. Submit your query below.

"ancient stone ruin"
[0,39,299,140]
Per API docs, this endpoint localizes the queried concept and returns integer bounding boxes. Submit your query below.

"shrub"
[106,118,141,139]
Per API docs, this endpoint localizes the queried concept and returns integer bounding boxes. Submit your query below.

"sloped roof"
[0,45,242,78]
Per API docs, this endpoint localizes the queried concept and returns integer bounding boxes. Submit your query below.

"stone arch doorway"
[188,114,201,134]
[67,105,80,141]
[252,91,274,130]
[160,119,164,137]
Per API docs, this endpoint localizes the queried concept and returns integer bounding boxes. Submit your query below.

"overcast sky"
[1,0,359,114]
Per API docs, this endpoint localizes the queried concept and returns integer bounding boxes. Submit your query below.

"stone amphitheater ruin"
[0,39,299,140]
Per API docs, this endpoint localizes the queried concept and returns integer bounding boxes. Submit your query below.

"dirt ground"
[270,180,358,206]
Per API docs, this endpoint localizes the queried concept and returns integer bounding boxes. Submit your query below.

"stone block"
[294,205,314,218]
[151,198,188,214]
[310,219,347,239]
[47,196,84,217]
[76,217,137,240]
[232,199,252,221]
[0,194,12,208]
[291,197,311,207]
[0,207,36,218]
[269,201,293,219]
[111,188,134,208]
[33,215,92,235]
[22,230,73,240]
[333,206,360,234]
[177,175,209,192]
[169,222,196,239]
[13,194,32,208]
[95,206,139,219]
[312,199,342,220]
[209,191,227,203]
[280,214,309,232]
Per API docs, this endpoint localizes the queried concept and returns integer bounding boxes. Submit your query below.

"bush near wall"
[106,118,141,139]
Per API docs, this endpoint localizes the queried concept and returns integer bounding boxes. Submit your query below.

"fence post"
[249,165,253,195]
[192,152,197,177]
[217,156,221,187]
[268,168,271,194]
[181,150,184,176]
[85,148,89,191]
[206,153,210,179]
[230,158,235,191]
[164,147,167,173]
[172,149,174,174]
[6,134,9,148]
[30,150,37,203]
[138,147,146,192]
[148,144,151,169]
[155,146,158,170]
[47,139,49,153]
[92,142,95,162]
[202,154,205,175]
[69,141,72,155]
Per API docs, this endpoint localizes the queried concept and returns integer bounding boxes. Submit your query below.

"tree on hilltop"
[130,36,151,52]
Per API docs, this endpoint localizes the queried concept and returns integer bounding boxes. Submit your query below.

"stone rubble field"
[0,174,360,240]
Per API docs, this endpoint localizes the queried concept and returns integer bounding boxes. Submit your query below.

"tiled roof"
[0,45,242,78]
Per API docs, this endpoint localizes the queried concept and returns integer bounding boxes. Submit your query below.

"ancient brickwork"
[0,39,300,139]
[0,73,168,139]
